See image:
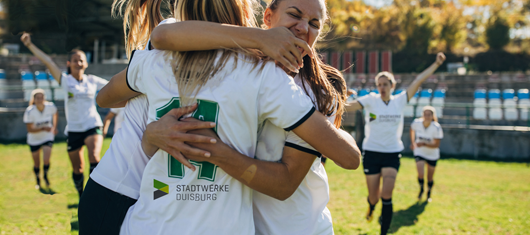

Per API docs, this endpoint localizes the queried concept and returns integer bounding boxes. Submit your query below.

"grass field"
[0,139,529,234]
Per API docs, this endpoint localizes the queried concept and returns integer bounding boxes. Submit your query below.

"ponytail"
[112,0,165,59]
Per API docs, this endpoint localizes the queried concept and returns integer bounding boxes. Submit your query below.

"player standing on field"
[410,106,443,202]
[21,33,108,197]
[346,53,446,235]
[23,89,58,189]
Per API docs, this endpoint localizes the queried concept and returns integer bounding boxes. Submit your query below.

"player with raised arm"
[410,106,443,202]
[346,53,446,235]
[21,33,108,197]
[23,89,58,189]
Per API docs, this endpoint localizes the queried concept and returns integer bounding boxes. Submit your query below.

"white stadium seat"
[488,89,502,120]
[431,89,445,117]
[518,89,530,121]
[21,71,35,101]
[404,91,419,117]
[35,71,52,99]
[473,89,487,120]
[503,89,517,120]
[416,89,432,117]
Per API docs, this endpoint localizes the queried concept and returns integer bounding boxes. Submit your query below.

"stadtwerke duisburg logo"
[154,179,169,200]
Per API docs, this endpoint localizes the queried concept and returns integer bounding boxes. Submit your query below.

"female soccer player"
[410,106,443,202]
[96,1,359,234]
[23,89,58,189]
[146,0,358,233]
[21,33,108,197]
[346,53,446,235]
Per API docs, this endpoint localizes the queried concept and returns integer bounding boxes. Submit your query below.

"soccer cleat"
[35,177,41,189]
[427,190,432,202]
[365,206,374,222]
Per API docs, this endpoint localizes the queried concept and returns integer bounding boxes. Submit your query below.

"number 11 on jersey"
[156,97,220,182]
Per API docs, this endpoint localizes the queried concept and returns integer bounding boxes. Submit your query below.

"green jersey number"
[156,97,220,182]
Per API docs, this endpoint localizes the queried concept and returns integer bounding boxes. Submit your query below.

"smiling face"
[263,0,326,48]
[33,93,44,106]
[423,110,434,122]
[66,51,88,74]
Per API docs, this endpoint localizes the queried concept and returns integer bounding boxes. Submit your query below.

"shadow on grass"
[38,187,56,195]
[71,220,79,231]
[68,203,78,209]
[389,201,428,234]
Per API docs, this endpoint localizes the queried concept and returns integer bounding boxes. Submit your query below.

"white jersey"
[90,18,174,199]
[109,108,125,133]
[90,95,149,199]
[61,74,108,133]
[411,119,443,160]
[120,49,315,235]
[253,76,334,235]
[23,102,57,146]
[358,92,408,153]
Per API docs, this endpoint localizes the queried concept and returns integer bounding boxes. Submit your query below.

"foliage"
[485,13,511,50]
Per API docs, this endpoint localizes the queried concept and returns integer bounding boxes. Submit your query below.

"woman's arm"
[52,111,58,135]
[20,33,62,84]
[409,128,416,150]
[345,100,363,113]
[407,53,446,101]
[417,139,441,148]
[292,111,361,169]
[181,125,320,201]
[102,111,116,136]
[26,123,45,133]
[151,21,312,72]
[96,69,139,108]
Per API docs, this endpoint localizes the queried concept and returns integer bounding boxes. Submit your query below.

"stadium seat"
[416,89,432,117]
[432,89,445,117]
[473,89,487,120]
[503,89,517,120]
[35,71,52,99]
[488,89,502,120]
[358,88,370,97]
[21,71,35,101]
[0,69,6,100]
[371,89,379,95]
[518,89,530,121]
[50,72,65,100]
[393,89,406,95]
[404,91,419,117]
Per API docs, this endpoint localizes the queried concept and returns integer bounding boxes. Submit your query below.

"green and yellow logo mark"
[153,179,169,200]
[67,92,74,98]
[369,113,377,122]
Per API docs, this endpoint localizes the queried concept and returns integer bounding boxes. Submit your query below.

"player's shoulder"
[25,105,36,112]
[411,118,423,127]
[432,121,442,129]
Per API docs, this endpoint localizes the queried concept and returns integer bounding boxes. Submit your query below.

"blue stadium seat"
[0,69,6,100]
[359,89,370,97]
[432,89,446,117]
[416,89,432,116]
[35,71,52,99]
[518,89,530,121]
[21,71,35,101]
[473,89,487,120]
[518,89,529,100]
[474,89,486,99]
[502,89,515,100]
[488,89,502,120]
[503,89,517,120]
[434,89,446,98]
[488,89,501,100]
[393,89,406,95]
[371,89,379,94]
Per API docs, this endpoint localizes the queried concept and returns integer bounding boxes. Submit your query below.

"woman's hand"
[416,142,425,148]
[143,104,218,171]
[258,27,313,72]
[410,143,417,150]
[20,32,32,47]
[435,52,446,65]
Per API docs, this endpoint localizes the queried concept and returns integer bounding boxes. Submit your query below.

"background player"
[410,105,443,202]
[102,108,124,136]
[21,33,108,197]
[23,88,58,189]
[346,52,446,235]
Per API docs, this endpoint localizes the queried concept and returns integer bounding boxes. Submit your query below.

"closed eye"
[289,13,301,19]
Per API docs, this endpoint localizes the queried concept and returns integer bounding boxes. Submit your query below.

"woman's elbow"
[337,147,361,170]
[96,92,111,108]
[275,187,297,201]
[150,27,168,49]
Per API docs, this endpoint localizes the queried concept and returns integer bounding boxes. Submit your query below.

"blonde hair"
[171,0,261,106]
[112,0,166,58]
[29,88,46,106]
[422,106,438,122]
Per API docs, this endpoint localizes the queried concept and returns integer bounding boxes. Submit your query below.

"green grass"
[0,139,529,234]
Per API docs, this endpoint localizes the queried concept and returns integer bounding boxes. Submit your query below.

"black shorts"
[67,127,102,152]
[362,150,401,175]
[78,178,137,235]
[29,141,53,152]
[415,155,438,167]
[321,156,327,163]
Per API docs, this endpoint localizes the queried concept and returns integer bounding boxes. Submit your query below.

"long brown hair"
[112,0,166,58]
[171,0,261,106]
[267,0,346,128]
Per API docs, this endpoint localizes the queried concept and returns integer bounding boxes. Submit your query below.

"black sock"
[381,197,393,235]
[367,197,376,215]
[89,162,98,174]
[43,164,50,185]
[418,178,425,197]
[427,181,434,198]
[72,172,84,196]
[33,167,40,185]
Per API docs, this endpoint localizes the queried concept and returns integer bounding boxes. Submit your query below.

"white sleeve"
[23,108,33,123]
[394,92,409,109]
[109,108,120,114]
[357,94,373,109]
[285,131,321,157]
[50,103,58,114]
[92,75,109,90]
[126,50,147,93]
[410,120,419,131]
[435,124,444,139]
[124,95,149,135]
[60,73,68,88]
[257,65,315,131]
